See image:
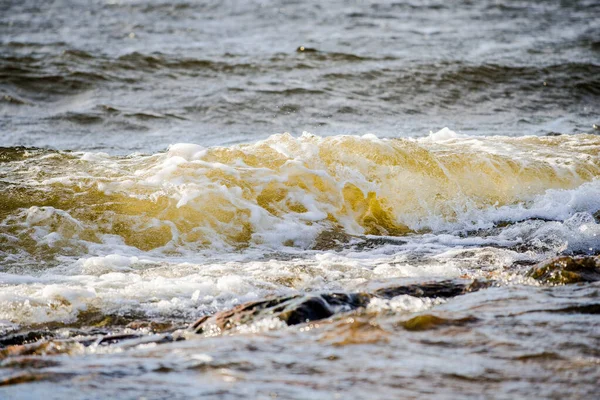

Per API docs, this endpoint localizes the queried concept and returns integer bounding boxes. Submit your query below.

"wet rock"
[191,295,300,333]
[494,217,559,229]
[350,236,407,251]
[527,256,600,284]
[0,330,55,348]
[96,333,143,346]
[514,352,564,362]
[545,304,600,314]
[399,314,479,331]
[125,320,176,332]
[0,341,84,359]
[310,229,354,251]
[0,320,158,349]
[279,296,335,325]
[0,372,74,387]
[191,293,372,334]
[310,230,406,251]
[0,373,50,387]
[374,280,490,299]
[0,311,179,352]
[320,317,389,346]
[1,357,61,369]
[191,280,488,334]
[0,328,176,358]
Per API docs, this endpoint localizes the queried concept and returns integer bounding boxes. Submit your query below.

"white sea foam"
[367,295,445,313]
[0,246,469,329]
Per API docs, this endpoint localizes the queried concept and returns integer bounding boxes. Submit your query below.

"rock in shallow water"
[399,314,479,331]
[191,280,488,334]
[527,256,600,284]
[191,293,372,334]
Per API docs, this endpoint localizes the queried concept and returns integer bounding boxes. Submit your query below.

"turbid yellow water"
[2,132,599,260]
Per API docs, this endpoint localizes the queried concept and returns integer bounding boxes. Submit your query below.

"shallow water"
[1,1,600,399]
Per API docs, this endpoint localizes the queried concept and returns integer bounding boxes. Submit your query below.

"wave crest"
[1,130,599,260]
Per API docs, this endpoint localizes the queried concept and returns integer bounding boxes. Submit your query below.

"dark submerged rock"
[527,256,600,284]
[374,280,490,299]
[399,314,479,331]
[544,304,600,314]
[0,331,55,348]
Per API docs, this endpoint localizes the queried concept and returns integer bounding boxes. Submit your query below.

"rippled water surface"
[2,0,599,152]
[1,1,600,399]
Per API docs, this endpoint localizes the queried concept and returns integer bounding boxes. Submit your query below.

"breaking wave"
[1,129,600,263]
